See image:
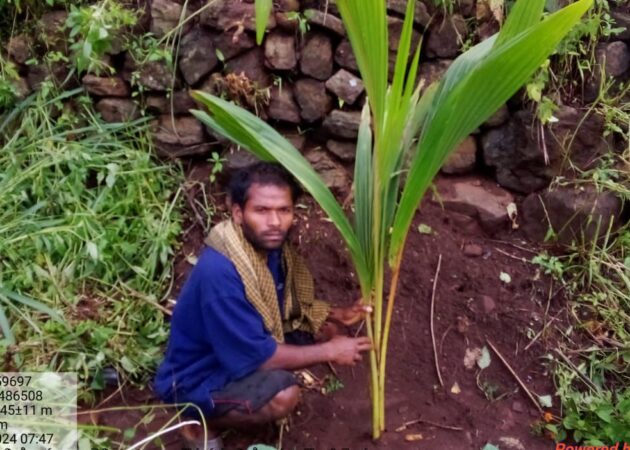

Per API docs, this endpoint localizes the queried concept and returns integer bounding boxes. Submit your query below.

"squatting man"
[155,162,372,449]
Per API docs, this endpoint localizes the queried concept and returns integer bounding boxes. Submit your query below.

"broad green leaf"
[254,0,273,45]
[390,0,593,262]
[494,0,545,49]
[0,304,15,345]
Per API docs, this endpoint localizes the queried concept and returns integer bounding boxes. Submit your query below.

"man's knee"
[268,384,299,419]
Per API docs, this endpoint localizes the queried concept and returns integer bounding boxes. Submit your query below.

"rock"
[326,140,356,162]
[325,69,364,105]
[267,85,301,123]
[441,136,477,175]
[479,295,496,313]
[38,10,68,52]
[386,0,431,27]
[213,31,255,60]
[521,187,624,246]
[152,115,211,158]
[276,0,300,12]
[96,98,139,123]
[179,27,218,85]
[151,0,189,38]
[294,78,333,122]
[82,75,131,97]
[26,63,69,90]
[483,105,510,128]
[433,176,515,232]
[226,48,272,87]
[145,90,196,115]
[426,15,468,59]
[596,41,630,77]
[463,243,483,257]
[201,0,275,32]
[305,148,351,195]
[388,16,422,54]
[282,131,306,151]
[300,33,333,80]
[7,34,31,64]
[303,9,345,36]
[611,10,630,40]
[264,32,297,70]
[12,77,31,99]
[335,39,359,72]
[418,59,452,88]
[225,147,261,172]
[134,60,175,91]
[482,119,552,194]
[323,110,361,139]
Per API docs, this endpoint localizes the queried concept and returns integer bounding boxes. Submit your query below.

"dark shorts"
[181,370,297,419]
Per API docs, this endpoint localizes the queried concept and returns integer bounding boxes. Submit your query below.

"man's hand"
[329,301,372,327]
[325,335,372,366]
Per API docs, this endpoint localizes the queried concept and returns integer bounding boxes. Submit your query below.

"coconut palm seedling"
[191,0,593,439]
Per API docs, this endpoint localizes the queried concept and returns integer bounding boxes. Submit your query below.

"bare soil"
[86,172,567,450]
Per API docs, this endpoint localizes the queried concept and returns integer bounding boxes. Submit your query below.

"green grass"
[0,84,183,396]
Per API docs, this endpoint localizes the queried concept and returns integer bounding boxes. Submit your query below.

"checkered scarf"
[205,220,330,343]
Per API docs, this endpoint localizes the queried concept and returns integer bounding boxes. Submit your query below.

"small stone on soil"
[463,243,483,257]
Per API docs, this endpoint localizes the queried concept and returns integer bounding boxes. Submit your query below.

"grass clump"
[0,85,183,396]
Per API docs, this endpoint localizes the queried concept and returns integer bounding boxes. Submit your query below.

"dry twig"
[395,417,463,432]
[486,339,544,414]
[431,255,444,387]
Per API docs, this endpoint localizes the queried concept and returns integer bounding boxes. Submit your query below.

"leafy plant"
[65,0,136,74]
[191,0,593,439]
[0,86,183,389]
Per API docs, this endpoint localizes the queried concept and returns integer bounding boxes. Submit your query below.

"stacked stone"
[4,0,629,236]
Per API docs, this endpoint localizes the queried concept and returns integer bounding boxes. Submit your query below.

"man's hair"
[228,162,302,208]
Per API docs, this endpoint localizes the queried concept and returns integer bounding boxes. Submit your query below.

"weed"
[0,85,183,391]
[208,151,226,183]
[322,375,344,394]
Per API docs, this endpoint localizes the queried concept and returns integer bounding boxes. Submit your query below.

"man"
[154,162,372,449]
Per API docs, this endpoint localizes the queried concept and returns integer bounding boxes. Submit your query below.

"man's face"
[232,182,295,251]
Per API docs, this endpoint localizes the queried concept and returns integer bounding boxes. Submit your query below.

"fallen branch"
[395,416,463,432]
[431,255,444,387]
[486,339,543,414]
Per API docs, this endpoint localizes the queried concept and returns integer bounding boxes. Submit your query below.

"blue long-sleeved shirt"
[153,247,283,414]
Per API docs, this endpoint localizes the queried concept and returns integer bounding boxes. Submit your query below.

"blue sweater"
[153,247,282,414]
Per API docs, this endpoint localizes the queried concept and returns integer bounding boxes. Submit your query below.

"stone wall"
[6,0,630,238]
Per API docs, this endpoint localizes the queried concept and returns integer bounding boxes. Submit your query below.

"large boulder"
[179,27,218,85]
[300,33,333,80]
[326,140,356,162]
[294,78,333,122]
[433,176,515,232]
[611,9,630,40]
[418,59,452,88]
[521,187,624,245]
